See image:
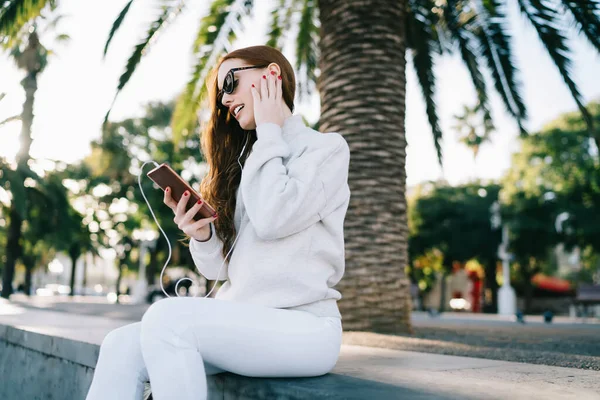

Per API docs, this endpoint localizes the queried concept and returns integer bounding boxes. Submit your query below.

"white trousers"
[85,297,343,400]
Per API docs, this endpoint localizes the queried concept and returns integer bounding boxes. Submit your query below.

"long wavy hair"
[199,46,296,259]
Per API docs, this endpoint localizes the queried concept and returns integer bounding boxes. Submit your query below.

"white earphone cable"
[137,134,250,299]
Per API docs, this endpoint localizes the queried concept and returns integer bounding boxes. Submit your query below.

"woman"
[86,45,351,400]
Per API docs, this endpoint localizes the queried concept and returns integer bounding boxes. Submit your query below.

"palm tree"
[452,103,494,178]
[102,0,600,333]
[0,2,69,298]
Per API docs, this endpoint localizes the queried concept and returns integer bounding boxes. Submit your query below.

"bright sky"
[0,0,599,187]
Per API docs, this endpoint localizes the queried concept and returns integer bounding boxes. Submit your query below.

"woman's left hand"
[251,71,286,127]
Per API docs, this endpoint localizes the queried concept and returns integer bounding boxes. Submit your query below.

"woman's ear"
[267,63,281,76]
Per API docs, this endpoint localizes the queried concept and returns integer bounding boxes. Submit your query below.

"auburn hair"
[199,45,296,259]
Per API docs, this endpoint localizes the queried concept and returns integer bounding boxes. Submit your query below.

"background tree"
[452,103,494,166]
[80,101,205,295]
[0,3,70,298]
[408,183,502,311]
[501,100,600,310]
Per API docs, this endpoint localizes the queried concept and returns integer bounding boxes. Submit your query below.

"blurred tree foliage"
[501,101,600,303]
[408,183,502,311]
[79,100,209,296]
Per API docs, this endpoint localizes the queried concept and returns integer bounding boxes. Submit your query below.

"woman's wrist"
[194,225,212,242]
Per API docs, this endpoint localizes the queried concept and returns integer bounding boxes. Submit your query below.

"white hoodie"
[189,115,350,319]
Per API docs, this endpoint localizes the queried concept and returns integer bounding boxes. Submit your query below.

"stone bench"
[2,300,599,400]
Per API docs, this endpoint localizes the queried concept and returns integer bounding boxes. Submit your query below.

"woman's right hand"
[164,187,217,242]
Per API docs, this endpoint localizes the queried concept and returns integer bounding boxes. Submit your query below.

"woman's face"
[217,58,268,130]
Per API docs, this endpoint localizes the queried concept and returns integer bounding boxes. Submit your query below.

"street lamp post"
[132,229,158,304]
[490,202,516,315]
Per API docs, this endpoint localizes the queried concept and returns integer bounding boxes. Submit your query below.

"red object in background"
[467,270,482,313]
[531,273,572,293]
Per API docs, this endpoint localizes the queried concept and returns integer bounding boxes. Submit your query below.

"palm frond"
[103,1,184,127]
[407,0,443,163]
[171,0,253,142]
[0,115,20,127]
[266,0,296,49]
[54,33,69,43]
[442,0,494,140]
[518,0,594,133]
[473,0,528,134]
[0,0,50,45]
[103,0,135,58]
[560,0,600,53]
[295,0,319,100]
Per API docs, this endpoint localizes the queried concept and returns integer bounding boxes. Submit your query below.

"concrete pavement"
[1,300,599,399]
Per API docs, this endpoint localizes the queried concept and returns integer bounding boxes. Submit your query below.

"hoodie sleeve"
[240,122,350,241]
[188,223,228,280]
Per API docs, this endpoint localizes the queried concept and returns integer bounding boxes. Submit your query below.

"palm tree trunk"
[115,262,124,304]
[1,53,39,299]
[82,255,88,290]
[1,207,22,298]
[317,0,412,333]
[23,257,35,296]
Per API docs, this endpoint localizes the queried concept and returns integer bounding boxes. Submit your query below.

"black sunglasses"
[217,65,268,104]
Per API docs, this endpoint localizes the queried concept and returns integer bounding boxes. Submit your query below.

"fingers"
[188,216,217,233]
[163,187,177,211]
[260,72,268,99]
[268,71,276,99]
[251,83,260,104]
[180,198,204,227]
[174,190,190,221]
[276,72,282,100]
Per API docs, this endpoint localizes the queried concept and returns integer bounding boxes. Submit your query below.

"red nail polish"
[165,187,170,192]
[197,199,203,205]
[262,75,266,79]
[277,76,282,80]
[252,84,255,87]
[270,71,276,75]
[213,213,218,218]
[184,191,189,196]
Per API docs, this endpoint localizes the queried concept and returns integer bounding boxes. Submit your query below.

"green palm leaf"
[517,0,594,133]
[171,0,252,142]
[295,0,318,99]
[473,0,528,134]
[103,0,135,57]
[0,0,52,42]
[266,0,296,50]
[104,1,184,126]
[560,0,600,53]
[442,0,493,137]
[407,0,443,163]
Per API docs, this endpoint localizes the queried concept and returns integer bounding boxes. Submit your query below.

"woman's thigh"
[140,297,342,378]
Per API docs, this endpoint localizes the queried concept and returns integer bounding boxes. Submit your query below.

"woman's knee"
[141,297,183,332]
[99,322,141,359]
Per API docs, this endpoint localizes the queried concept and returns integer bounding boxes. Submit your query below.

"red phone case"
[147,163,216,220]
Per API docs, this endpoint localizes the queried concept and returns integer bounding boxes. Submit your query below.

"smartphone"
[147,163,216,220]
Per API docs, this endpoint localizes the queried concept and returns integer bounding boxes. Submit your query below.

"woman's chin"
[238,117,256,131]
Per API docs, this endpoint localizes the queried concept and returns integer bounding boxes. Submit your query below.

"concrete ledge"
[1,300,599,400]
